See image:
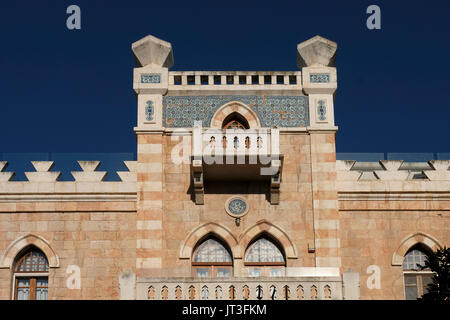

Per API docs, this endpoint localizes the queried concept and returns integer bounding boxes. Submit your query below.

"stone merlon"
[297,35,337,68]
[132,34,174,68]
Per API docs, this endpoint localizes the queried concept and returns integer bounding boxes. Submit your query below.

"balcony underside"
[191,156,282,205]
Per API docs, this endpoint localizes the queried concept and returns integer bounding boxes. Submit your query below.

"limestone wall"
[337,160,450,299]
[0,161,137,299]
[132,129,342,279]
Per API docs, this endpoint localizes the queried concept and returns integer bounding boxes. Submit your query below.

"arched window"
[192,238,233,278]
[403,245,433,300]
[222,112,249,129]
[244,237,285,277]
[13,247,49,300]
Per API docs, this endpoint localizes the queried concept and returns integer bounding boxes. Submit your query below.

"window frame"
[191,237,233,279]
[191,264,233,278]
[221,112,250,130]
[12,247,50,300]
[222,120,248,130]
[244,236,286,277]
[402,245,434,300]
[246,266,285,278]
[12,273,49,300]
[403,271,435,300]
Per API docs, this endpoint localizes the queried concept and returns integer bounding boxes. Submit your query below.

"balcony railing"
[136,277,343,300]
[192,128,279,160]
[168,71,302,91]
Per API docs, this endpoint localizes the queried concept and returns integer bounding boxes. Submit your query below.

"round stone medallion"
[225,197,249,218]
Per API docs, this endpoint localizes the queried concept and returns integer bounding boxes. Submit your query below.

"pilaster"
[298,35,341,268]
[132,35,173,277]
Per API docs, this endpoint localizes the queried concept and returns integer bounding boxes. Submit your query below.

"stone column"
[132,35,173,278]
[298,36,341,269]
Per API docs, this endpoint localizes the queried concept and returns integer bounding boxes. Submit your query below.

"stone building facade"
[0,34,448,300]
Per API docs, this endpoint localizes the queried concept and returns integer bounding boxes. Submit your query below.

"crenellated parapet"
[0,160,137,183]
[0,160,137,204]
[24,161,61,182]
[337,159,450,206]
[0,161,14,181]
[337,160,450,182]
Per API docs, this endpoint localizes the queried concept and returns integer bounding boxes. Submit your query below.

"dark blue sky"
[0,0,449,154]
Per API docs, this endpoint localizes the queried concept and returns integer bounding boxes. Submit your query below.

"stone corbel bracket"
[0,161,15,181]
[191,158,204,205]
[191,123,204,204]
[270,159,281,205]
[24,161,61,182]
[71,161,107,182]
[336,160,362,181]
[117,161,137,182]
[374,160,409,181]
[423,160,450,181]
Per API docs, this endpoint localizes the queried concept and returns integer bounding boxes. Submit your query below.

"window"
[223,120,247,130]
[13,247,49,300]
[403,245,434,300]
[200,75,209,85]
[174,75,182,85]
[245,237,285,277]
[192,238,233,278]
[276,75,284,84]
[222,112,249,130]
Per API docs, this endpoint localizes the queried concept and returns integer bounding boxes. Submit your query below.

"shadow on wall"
[187,180,271,203]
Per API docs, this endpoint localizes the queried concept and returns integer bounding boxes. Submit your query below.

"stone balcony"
[136,277,343,300]
[191,126,282,205]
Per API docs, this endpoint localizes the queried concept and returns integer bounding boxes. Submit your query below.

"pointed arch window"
[244,237,285,277]
[222,112,249,129]
[403,245,434,300]
[192,238,233,278]
[13,247,49,300]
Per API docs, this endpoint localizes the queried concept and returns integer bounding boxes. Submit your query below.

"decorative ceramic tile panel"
[228,198,247,215]
[310,74,330,83]
[317,100,327,121]
[145,101,154,121]
[141,73,161,84]
[163,95,309,127]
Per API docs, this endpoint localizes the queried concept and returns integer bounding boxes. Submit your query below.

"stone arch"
[0,234,59,269]
[239,220,297,259]
[210,101,261,128]
[180,222,240,259]
[392,232,442,266]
